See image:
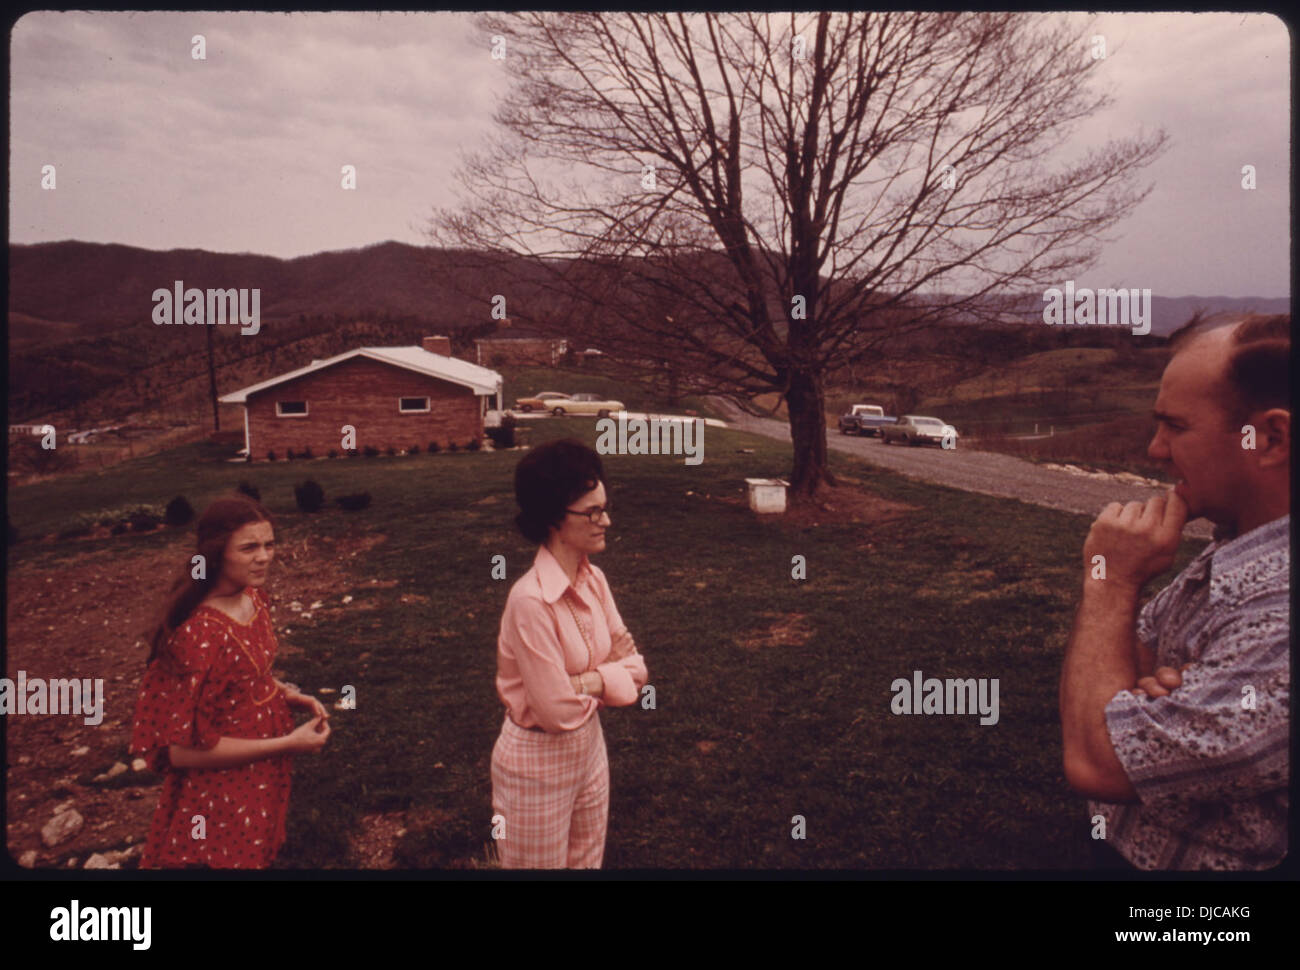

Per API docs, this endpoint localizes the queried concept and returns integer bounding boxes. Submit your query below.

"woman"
[131,495,331,868]
[492,439,648,868]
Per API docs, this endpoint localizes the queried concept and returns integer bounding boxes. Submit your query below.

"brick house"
[220,336,503,459]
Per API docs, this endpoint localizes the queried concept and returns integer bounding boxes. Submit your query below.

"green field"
[6,417,1205,869]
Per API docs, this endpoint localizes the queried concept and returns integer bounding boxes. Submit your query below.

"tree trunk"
[785,369,835,499]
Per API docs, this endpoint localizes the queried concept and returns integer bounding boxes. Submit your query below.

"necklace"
[562,595,594,672]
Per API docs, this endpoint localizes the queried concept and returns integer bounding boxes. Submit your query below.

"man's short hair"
[1168,311,1290,426]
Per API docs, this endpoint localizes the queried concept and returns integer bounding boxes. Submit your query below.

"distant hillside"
[7,239,1289,425]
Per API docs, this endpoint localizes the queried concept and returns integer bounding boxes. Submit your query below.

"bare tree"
[432,12,1166,498]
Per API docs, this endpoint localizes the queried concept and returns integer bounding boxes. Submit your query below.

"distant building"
[220,336,503,459]
[475,334,568,367]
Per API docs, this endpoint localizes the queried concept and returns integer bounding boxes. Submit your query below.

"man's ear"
[1252,407,1290,469]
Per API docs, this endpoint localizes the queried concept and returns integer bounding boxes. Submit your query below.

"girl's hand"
[287,715,331,754]
[283,685,329,720]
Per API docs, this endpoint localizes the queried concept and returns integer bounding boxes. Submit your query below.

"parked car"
[514,392,571,412]
[881,415,959,447]
[549,393,625,417]
[838,404,885,434]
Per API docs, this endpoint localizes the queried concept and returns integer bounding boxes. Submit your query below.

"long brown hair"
[147,495,274,664]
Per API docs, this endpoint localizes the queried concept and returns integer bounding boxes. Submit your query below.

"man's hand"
[1131,663,1192,698]
[1083,490,1188,593]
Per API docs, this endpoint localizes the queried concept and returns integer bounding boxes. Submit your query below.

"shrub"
[428,441,441,454]
[110,522,128,535]
[301,446,314,459]
[485,414,517,449]
[448,441,459,452]
[57,523,92,540]
[363,445,379,458]
[466,438,481,452]
[347,448,359,458]
[164,496,195,527]
[336,491,372,512]
[386,445,398,457]
[286,448,297,461]
[328,449,338,459]
[408,444,420,455]
[266,450,277,462]
[294,480,325,513]
[237,481,261,501]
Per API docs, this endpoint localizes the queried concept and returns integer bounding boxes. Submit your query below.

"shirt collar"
[534,543,592,604]
[1207,513,1290,602]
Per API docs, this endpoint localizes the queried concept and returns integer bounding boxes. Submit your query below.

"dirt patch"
[351,810,409,868]
[735,612,815,650]
[4,528,390,869]
[778,483,917,528]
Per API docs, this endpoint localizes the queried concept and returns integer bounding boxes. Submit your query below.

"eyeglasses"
[565,504,612,523]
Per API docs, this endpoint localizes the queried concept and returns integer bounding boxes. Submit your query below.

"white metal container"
[745,478,789,514]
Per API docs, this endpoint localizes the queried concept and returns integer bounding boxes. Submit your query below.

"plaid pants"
[491,712,609,869]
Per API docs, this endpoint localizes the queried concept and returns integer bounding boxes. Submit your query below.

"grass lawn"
[6,415,1205,869]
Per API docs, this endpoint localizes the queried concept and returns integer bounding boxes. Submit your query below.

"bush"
[448,441,459,452]
[164,496,195,527]
[286,448,297,461]
[336,491,372,512]
[386,445,398,457]
[485,414,517,449]
[301,446,314,459]
[266,450,277,462]
[408,444,420,455]
[294,480,325,513]
[428,441,441,454]
[237,481,261,501]
[110,522,128,536]
[328,449,338,459]
[466,438,481,452]
[363,446,379,458]
[57,523,92,540]
[347,449,360,458]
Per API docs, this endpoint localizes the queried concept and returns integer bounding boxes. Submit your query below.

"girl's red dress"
[131,586,294,868]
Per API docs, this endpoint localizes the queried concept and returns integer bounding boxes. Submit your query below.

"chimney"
[422,335,451,356]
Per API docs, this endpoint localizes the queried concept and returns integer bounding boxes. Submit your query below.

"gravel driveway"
[714,400,1215,540]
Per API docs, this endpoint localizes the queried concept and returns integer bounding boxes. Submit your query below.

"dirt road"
[714,401,1215,540]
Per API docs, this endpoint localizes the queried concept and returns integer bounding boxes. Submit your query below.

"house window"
[277,401,308,417]
[399,397,431,413]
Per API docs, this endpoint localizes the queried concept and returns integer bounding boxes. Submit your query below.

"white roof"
[219,347,502,404]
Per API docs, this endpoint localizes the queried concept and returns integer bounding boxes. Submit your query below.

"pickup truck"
[837,404,896,436]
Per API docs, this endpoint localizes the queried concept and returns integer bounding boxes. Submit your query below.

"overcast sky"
[9,10,1290,298]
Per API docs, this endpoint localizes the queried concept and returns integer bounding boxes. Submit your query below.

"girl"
[491,439,648,868]
[131,495,330,868]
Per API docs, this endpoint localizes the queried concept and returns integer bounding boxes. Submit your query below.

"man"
[1059,312,1289,870]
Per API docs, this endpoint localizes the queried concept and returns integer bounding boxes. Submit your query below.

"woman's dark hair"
[513,438,605,544]
[146,495,274,664]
